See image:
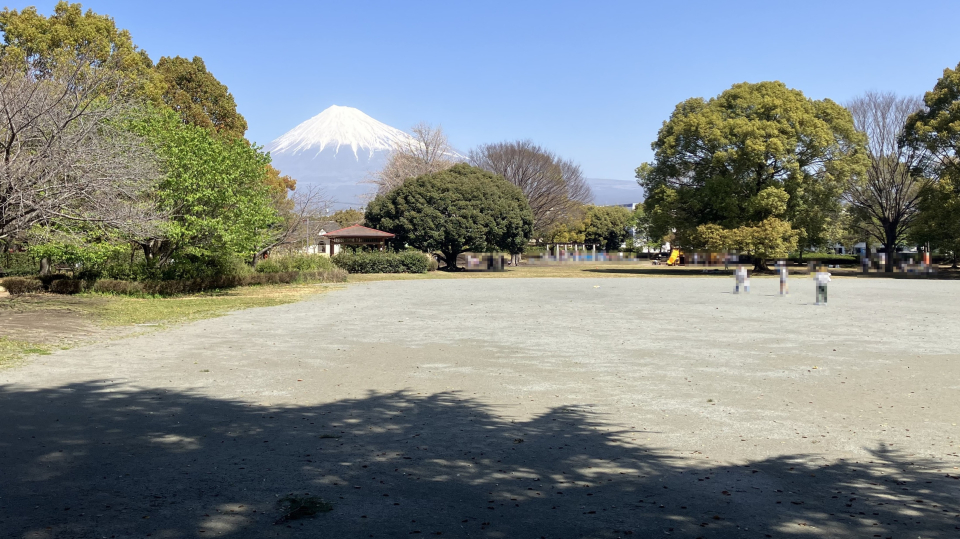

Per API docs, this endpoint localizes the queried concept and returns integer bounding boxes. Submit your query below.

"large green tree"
[583,205,632,251]
[911,179,960,268]
[366,164,533,270]
[905,61,960,183]
[155,55,247,139]
[131,109,278,267]
[637,81,867,264]
[904,61,960,268]
[0,1,160,98]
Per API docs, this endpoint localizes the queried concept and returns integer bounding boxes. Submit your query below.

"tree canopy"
[155,55,247,139]
[583,205,632,251]
[470,140,592,238]
[130,108,277,268]
[366,164,533,269]
[0,1,160,98]
[637,81,867,262]
[905,61,960,183]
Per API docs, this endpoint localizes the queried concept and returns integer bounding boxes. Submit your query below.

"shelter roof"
[323,224,395,239]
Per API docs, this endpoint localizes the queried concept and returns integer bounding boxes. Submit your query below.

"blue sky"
[31,0,960,182]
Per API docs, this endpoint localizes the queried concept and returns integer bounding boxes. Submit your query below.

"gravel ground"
[2,276,959,538]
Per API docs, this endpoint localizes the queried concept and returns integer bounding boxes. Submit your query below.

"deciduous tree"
[469,140,592,237]
[0,47,161,246]
[374,123,456,195]
[847,91,929,271]
[130,109,278,266]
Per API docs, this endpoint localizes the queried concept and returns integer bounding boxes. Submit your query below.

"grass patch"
[85,283,340,327]
[0,337,51,367]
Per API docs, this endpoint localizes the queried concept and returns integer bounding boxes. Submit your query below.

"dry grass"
[348,262,736,282]
[86,282,342,327]
[0,337,51,367]
[0,283,341,365]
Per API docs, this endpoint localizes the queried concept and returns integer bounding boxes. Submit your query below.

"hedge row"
[332,251,431,273]
[0,268,348,297]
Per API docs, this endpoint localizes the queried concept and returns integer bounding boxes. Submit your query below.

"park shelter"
[319,225,395,256]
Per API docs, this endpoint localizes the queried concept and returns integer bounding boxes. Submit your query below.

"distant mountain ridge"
[265,106,412,208]
[266,105,644,209]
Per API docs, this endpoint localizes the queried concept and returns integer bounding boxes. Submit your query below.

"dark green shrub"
[86,267,348,297]
[0,276,43,295]
[49,279,85,295]
[38,273,70,288]
[332,251,429,273]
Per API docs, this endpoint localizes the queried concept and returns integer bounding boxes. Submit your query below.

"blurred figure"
[814,264,831,305]
[734,264,749,294]
[777,260,789,295]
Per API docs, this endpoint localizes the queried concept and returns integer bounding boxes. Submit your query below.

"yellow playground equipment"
[666,249,681,266]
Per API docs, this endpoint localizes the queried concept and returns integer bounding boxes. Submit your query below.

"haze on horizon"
[41,0,960,184]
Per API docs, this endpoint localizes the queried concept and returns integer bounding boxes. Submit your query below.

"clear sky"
[30,0,960,182]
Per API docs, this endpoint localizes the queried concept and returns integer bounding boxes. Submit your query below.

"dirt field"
[1,276,959,538]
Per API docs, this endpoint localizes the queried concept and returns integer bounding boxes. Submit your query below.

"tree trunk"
[753,258,769,272]
[883,226,897,272]
[39,257,50,276]
[952,250,958,269]
[441,251,460,271]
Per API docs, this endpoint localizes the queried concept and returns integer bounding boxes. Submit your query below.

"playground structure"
[666,249,681,266]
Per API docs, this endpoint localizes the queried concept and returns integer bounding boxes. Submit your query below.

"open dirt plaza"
[1,276,959,538]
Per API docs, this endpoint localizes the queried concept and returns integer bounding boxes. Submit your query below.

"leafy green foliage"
[331,251,429,274]
[255,254,335,274]
[0,1,159,98]
[637,81,866,248]
[132,108,279,263]
[583,205,633,250]
[330,208,365,228]
[905,62,960,182]
[365,164,534,269]
[155,55,247,139]
[911,180,960,266]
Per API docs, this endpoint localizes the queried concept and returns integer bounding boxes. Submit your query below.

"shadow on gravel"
[1,383,958,538]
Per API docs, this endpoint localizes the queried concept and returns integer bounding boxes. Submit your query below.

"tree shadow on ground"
[1,383,958,538]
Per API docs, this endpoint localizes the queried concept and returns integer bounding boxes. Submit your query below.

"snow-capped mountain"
[265,105,413,208]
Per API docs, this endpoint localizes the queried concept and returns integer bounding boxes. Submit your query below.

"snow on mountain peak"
[265,105,412,159]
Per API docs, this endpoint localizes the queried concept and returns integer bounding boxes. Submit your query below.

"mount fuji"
[265,105,413,208]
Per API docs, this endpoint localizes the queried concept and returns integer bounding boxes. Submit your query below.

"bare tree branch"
[371,123,458,195]
[0,47,163,243]
[845,91,929,270]
[469,140,593,237]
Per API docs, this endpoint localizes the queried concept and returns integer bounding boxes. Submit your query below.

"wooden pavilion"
[320,225,395,256]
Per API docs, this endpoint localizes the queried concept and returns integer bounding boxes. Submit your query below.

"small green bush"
[257,254,335,273]
[91,279,146,295]
[86,267,348,297]
[255,259,282,274]
[332,251,429,273]
[0,276,43,295]
[49,279,86,295]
